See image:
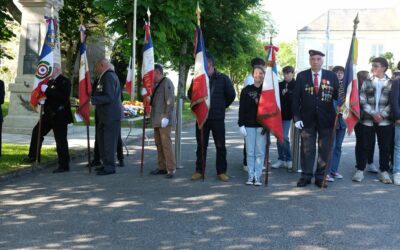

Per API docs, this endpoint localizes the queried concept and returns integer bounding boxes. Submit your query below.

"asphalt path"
[1,102,400,249]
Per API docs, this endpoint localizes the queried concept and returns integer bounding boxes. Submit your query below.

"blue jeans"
[394,124,400,174]
[245,127,267,179]
[277,120,292,161]
[329,127,346,174]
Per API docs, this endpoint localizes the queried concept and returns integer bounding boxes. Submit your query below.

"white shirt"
[311,69,322,86]
[244,73,254,87]
[373,76,387,112]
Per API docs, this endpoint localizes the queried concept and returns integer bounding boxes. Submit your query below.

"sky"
[262,0,400,42]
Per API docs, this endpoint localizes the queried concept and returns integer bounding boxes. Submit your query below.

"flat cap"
[309,50,325,57]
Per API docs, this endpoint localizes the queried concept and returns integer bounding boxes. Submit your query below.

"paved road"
[1,103,399,249]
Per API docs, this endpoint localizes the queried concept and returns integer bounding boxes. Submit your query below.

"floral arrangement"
[122,100,144,118]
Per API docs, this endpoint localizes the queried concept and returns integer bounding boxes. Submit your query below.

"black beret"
[309,50,325,57]
[251,57,265,67]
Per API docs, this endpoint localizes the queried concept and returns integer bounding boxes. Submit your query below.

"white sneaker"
[352,170,364,182]
[243,164,248,172]
[331,172,343,179]
[393,173,400,186]
[367,163,379,173]
[379,171,392,184]
[245,177,253,185]
[271,160,284,169]
[325,174,335,182]
[286,161,293,169]
[254,177,262,186]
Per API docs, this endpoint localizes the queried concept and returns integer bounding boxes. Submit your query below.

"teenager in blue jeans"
[239,66,266,186]
[326,66,346,182]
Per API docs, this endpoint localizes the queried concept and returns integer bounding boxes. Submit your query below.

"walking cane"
[140,112,146,176]
[34,104,44,171]
[321,113,339,189]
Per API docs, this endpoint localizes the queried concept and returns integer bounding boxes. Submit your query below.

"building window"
[371,44,383,57]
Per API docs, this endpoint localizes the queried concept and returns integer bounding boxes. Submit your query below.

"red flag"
[125,57,133,96]
[257,44,283,143]
[76,24,91,125]
[190,25,210,129]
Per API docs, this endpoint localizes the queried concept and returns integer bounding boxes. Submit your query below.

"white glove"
[239,126,247,137]
[41,84,48,92]
[295,121,304,129]
[161,118,169,128]
[141,88,147,96]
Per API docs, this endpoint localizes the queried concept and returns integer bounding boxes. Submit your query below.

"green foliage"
[0,1,16,60]
[277,40,296,70]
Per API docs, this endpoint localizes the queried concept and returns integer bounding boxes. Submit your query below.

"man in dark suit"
[25,64,74,173]
[0,80,5,158]
[292,50,339,188]
[91,58,122,175]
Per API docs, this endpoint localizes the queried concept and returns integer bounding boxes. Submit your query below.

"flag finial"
[196,2,201,25]
[147,8,151,24]
[353,13,359,31]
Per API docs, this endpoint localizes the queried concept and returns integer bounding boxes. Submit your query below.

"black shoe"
[297,178,311,187]
[53,168,69,173]
[150,169,167,175]
[22,157,36,163]
[165,173,174,179]
[315,179,328,188]
[117,159,124,167]
[96,169,116,176]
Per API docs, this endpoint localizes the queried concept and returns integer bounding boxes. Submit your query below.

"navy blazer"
[292,69,339,129]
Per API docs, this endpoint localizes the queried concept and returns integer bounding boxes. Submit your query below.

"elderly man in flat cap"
[292,50,339,188]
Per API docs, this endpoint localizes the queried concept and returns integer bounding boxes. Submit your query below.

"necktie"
[313,73,319,94]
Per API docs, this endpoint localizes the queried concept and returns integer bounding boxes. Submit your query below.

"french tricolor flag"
[190,24,210,129]
[257,44,283,143]
[125,57,133,97]
[141,21,154,114]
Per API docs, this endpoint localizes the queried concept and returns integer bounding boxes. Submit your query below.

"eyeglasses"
[371,64,381,68]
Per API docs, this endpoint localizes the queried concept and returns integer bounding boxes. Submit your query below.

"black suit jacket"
[0,80,4,122]
[43,74,73,125]
[292,69,339,129]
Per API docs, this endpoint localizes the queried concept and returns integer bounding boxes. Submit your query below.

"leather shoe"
[95,166,104,172]
[117,159,124,167]
[150,169,167,175]
[297,178,311,187]
[165,173,174,179]
[53,168,69,173]
[87,160,101,167]
[96,169,116,176]
[315,179,328,188]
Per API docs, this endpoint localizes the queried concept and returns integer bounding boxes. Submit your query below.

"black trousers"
[300,126,332,181]
[0,121,2,157]
[97,120,121,172]
[357,124,392,172]
[195,120,227,175]
[29,115,70,169]
[93,115,123,162]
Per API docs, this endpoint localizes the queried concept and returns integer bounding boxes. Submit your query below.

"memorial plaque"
[23,23,40,74]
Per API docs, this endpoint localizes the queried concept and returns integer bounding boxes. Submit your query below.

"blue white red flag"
[257,44,283,143]
[76,24,92,125]
[342,28,360,135]
[125,57,133,96]
[141,21,154,114]
[30,17,56,107]
[190,25,210,129]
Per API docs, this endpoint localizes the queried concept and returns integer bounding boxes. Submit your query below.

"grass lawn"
[0,144,58,174]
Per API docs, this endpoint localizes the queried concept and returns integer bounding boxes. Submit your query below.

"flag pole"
[34,104,44,170]
[80,15,92,174]
[131,0,137,100]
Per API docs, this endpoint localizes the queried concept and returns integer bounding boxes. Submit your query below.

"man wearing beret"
[292,50,339,188]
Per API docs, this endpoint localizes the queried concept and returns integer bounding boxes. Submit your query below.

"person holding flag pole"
[139,9,155,176]
[75,17,93,173]
[188,3,236,182]
[256,40,283,186]
[24,16,73,175]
